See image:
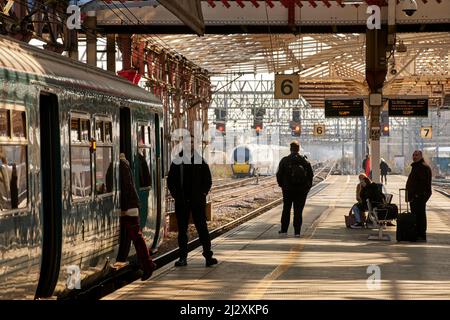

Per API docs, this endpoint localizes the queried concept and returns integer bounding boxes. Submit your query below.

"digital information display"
[324,99,364,117]
[388,99,428,117]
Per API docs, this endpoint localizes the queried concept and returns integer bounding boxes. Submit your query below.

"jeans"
[352,204,362,223]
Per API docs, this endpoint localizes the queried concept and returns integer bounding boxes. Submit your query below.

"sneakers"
[278,230,287,235]
[141,261,157,281]
[350,222,364,229]
[174,258,187,267]
[386,221,396,226]
[205,257,218,267]
[294,234,301,238]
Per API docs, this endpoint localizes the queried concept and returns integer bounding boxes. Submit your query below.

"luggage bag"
[396,188,417,242]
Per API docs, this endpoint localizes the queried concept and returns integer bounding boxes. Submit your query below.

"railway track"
[65,161,336,300]
[432,179,450,198]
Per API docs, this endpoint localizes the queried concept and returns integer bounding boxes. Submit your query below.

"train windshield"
[233,147,250,163]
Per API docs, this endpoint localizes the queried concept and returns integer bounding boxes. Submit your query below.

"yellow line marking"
[246,176,351,299]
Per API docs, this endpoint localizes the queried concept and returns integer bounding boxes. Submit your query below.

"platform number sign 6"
[314,124,325,136]
[420,126,432,139]
[275,74,299,99]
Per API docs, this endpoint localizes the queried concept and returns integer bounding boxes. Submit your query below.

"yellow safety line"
[246,205,335,299]
[246,175,351,299]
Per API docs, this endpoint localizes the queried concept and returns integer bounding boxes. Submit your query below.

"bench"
[366,198,392,241]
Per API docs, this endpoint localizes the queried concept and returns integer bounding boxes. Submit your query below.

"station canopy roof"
[138,32,450,108]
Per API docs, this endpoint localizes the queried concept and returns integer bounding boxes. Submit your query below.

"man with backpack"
[276,141,314,237]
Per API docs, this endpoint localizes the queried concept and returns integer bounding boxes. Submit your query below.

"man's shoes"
[141,261,157,281]
[174,258,187,267]
[205,257,218,267]
[278,230,287,235]
[386,221,395,226]
[294,234,301,238]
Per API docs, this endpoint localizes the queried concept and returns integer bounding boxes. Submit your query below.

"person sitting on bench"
[350,173,385,229]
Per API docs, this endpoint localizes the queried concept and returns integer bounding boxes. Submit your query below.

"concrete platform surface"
[104,175,450,300]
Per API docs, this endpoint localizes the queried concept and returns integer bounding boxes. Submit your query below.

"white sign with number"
[420,126,432,139]
[274,74,299,99]
[313,124,325,136]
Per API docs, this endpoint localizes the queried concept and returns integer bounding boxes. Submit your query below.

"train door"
[151,114,164,249]
[35,92,62,298]
[116,107,132,261]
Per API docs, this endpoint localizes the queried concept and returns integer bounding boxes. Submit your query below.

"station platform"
[105,175,450,300]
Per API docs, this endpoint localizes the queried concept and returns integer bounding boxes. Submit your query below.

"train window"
[70,115,92,199]
[70,146,92,199]
[95,147,113,195]
[0,110,10,137]
[137,147,152,189]
[95,119,113,195]
[0,146,28,211]
[80,119,90,142]
[0,107,28,211]
[96,121,104,142]
[12,111,26,138]
[137,124,152,189]
[70,118,80,142]
[105,122,112,143]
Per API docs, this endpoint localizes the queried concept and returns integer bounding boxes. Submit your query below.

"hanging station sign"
[274,74,299,99]
[324,99,364,117]
[388,98,428,117]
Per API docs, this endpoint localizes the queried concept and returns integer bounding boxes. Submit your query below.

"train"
[424,146,450,175]
[230,144,291,177]
[0,35,167,299]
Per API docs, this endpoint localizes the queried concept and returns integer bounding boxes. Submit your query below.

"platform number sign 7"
[420,126,432,139]
[275,74,299,99]
[314,124,325,136]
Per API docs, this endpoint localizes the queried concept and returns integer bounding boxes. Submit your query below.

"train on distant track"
[230,144,291,177]
[0,35,167,299]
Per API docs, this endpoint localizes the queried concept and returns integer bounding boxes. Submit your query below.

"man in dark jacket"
[276,141,313,237]
[406,150,432,242]
[167,137,218,267]
[117,153,156,280]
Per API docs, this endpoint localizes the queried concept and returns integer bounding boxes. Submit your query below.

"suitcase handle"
[399,188,410,213]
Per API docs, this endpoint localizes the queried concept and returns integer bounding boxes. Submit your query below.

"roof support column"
[85,11,97,67]
[366,26,388,184]
[117,34,132,71]
[106,34,116,73]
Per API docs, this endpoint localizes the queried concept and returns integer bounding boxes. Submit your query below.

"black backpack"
[287,156,307,186]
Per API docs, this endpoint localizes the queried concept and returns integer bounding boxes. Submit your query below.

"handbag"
[345,208,356,228]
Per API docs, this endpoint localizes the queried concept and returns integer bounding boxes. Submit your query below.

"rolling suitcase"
[396,188,417,242]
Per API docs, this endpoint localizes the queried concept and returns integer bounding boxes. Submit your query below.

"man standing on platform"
[406,150,432,242]
[168,135,218,267]
[276,141,314,237]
